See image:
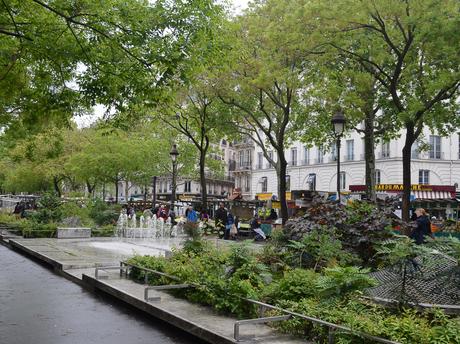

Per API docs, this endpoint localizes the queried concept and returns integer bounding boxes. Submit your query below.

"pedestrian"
[215,202,228,239]
[157,205,168,221]
[268,209,278,221]
[186,206,198,223]
[152,203,160,218]
[226,211,235,240]
[201,210,210,222]
[410,208,434,245]
[250,216,266,241]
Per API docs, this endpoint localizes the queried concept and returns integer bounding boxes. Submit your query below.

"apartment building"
[245,129,460,200]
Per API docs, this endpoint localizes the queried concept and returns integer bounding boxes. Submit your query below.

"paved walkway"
[3,236,308,344]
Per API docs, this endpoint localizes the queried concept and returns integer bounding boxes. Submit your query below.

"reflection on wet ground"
[0,245,202,344]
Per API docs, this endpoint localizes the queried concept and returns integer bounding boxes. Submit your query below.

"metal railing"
[94,262,401,344]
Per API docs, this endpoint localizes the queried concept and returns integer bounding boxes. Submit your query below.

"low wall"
[57,227,91,239]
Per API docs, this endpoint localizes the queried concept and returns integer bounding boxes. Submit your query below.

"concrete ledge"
[8,239,62,270]
[83,274,236,344]
[57,227,91,239]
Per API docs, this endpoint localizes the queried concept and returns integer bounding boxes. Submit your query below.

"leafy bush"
[21,222,57,238]
[92,209,119,226]
[263,268,319,303]
[286,228,359,270]
[316,266,377,298]
[283,198,397,265]
[276,297,460,344]
[31,193,62,224]
[91,224,115,237]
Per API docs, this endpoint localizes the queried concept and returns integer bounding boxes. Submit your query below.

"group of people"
[215,202,237,240]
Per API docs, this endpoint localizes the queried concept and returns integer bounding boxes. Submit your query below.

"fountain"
[115,209,182,240]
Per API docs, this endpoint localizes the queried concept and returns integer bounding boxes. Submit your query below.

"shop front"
[349,184,458,220]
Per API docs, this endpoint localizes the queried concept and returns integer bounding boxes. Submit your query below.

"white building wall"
[250,129,460,198]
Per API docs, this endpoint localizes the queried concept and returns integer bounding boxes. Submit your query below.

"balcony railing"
[236,162,252,171]
[301,159,310,165]
[255,164,264,170]
[377,151,391,159]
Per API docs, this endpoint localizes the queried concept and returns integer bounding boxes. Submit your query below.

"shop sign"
[256,193,273,201]
[375,184,432,191]
[179,195,194,201]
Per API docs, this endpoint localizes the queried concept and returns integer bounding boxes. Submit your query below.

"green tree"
[218,0,317,224]
[308,0,460,219]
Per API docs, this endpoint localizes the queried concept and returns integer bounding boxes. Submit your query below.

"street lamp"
[169,144,179,210]
[331,110,346,203]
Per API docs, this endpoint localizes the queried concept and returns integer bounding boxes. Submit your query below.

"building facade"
[244,129,460,199]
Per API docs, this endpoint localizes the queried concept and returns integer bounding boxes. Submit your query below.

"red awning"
[412,191,455,200]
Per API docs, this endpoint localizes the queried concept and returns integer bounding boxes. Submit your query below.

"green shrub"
[31,193,63,224]
[316,266,377,298]
[91,224,115,237]
[263,268,319,303]
[92,209,119,226]
[126,255,169,285]
[276,297,460,344]
[21,222,57,238]
[60,201,93,226]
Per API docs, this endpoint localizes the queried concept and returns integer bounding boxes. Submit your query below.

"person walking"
[215,202,228,239]
[410,208,434,245]
[186,206,198,223]
[226,211,235,240]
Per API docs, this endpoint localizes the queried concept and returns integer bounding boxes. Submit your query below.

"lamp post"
[169,144,179,210]
[331,110,346,203]
[151,176,157,205]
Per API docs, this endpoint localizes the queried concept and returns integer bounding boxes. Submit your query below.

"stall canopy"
[349,184,457,200]
[412,190,454,200]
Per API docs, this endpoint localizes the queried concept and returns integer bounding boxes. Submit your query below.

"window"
[304,146,310,165]
[306,173,316,190]
[429,135,441,159]
[222,139,227,146]
[382,142,390,158]
[411,141,419,159]
[286,175,291,191]
[257,152,263,169]
[419,170,430,185]
[375,170,381,184]
[244,175,250,192]
[244,149,251,166]
[238,151,244,167]
[346,140,354,161]
[339,172,346,190]
[267,151,274,168]
[317,146,324,164]
[261,177,268,192]
[184,181,191,192]
[290,148,297,166]
[330,144,337,161]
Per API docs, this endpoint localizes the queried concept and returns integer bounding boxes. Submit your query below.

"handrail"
[118,261,400,344]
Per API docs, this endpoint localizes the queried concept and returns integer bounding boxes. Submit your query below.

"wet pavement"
[0,245,202,344]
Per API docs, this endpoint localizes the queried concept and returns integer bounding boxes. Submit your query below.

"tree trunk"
[86,180,96,196]
[53,176,62,197]
[402,125,416,222]
[364,114,376,202]
[125,180,129,201]
[114,179,119,204]
[277,151,288,224]
[199,149,207,211]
